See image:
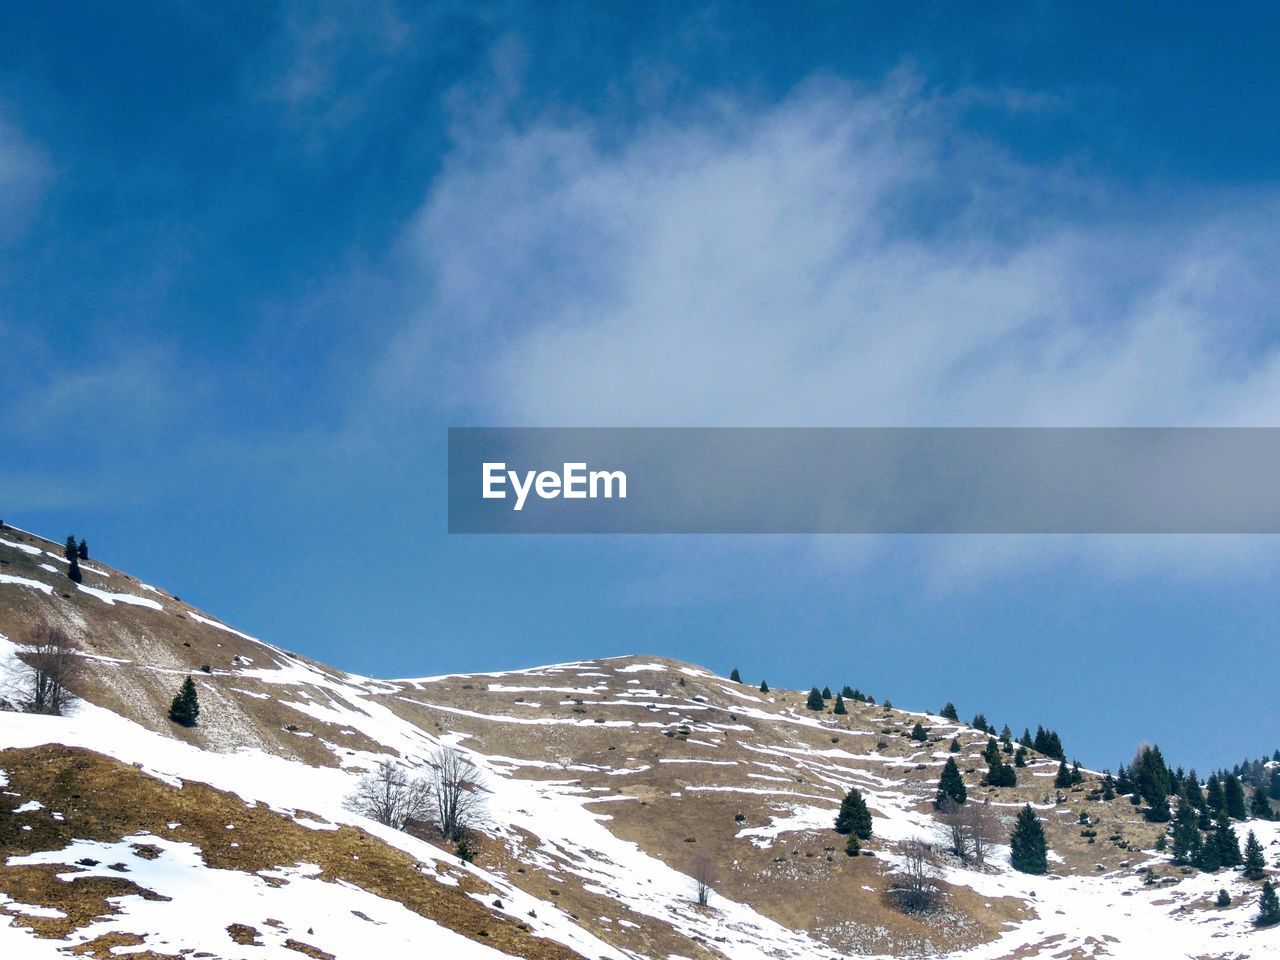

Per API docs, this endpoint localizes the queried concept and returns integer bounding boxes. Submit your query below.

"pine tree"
[845,833,861,856]
[983,738,1001,764]
[1206,774,1225,815]
[67,556,83,584]
[1070,760,1083,785]
[1014,745,1028,768]
[911,722,928,742]
[834,787,873,839]
[950,738,961,753]
[77,538,88,560]
[729,667,742,683]
[1115,764,1134,796]
[1216,815,1242,868]
[987,753,1016,787]
[1243,830,1266,879]
[833,694,847,715]
[64,535,78,562]
[936,757,967,807]
[841,685,855,699]
[1252,788,1272,820]
[940,702,959,722]
[1216,888,1231,907]
[1010,804,1049,875]
[759,680,769,693]
[1257,881,1280,928]
[1055,760,1073,788]
[1171,816,1202,865]
[806,687,825,711]
[971,713,989,734]
[168,676,200,727]
[821,685,832,700]
[1018,728,1033,749]
[1224,774,1248,821]
[1101,772,1115,800]
[1195,831,1222,871]
[1270,769,1280,801]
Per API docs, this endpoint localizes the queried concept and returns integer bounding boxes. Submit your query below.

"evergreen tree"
[834,787,873,839]
[67,556,83,583]
[1145,796,1172,823]
[1171,816,1202,865]
[168,676,200,727]
[1195,831,1222,871]
[1251,788,1272,821]
[1270,769,1280,801]
[1070,760,1083,785]
[935,757,967,807]
[1115,764,1134,796]
[1018,728,1033,749]
[986,753,1016,788]
[971,713,990,734]
[1101,772,1115,800]
[833,693,847,715]
[77,538,88,560]
[1257,881,1280,928]
[840,685,855,699]
[1054,760,1073,789]
[729,667,742,683]
[845,833,861,856]
[1014,745,1028,768]
[1134,746,1172,810]
[1217,889,1232,907]
[1215,815,1242,868]
[1033,726,1065,760]
[64,535,78,562]
[821,685,832,700]
[1206,774,1225,815]
[950,738,961,753]
[940,702,959,722]
[1243,830,1266,879]
[759,680,769,693]
[1010,804,1049,875]
[1185,770,1205,810]
[1224,774,1248,821]
[983,738,1001,764]
[806,687,825,711]
[911,722,928,742]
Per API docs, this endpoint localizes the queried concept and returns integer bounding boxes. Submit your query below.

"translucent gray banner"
[447,428,1280,533]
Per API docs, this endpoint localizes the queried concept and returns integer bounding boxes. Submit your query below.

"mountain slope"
[1,524,1278,959]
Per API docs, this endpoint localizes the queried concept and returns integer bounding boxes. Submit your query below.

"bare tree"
[426,745,484,841]
[344,760,431,830]
[963,799,997,868]
[938,796,973,863]
[888,839,942,915]
[692,854,715,906]
[14,623,82,716]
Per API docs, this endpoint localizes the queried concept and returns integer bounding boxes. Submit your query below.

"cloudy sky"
[5,3,1280,771]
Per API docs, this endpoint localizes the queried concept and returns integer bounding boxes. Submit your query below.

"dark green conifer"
[806,687,825,711]
[834,787,873,839]
[833,694,847,715]
[1257,880,1280,927]
[1243,830,1266,879]
[168,676,200,727]
[759,679,769,693]
[1010,804,1048,875]
[936,757,967,808]
[911,722,928,742]
[1224,774,1248,820]
[940,702,959,722]
[729,667,742,683]
[1054,760,1073,789]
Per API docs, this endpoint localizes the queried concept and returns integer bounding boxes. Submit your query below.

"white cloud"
[389,72,1280,584]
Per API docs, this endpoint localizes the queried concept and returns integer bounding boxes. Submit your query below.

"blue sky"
[5,3,1280,773]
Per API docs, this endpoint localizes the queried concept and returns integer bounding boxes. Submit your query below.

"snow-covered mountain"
[1,524,1277,959]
